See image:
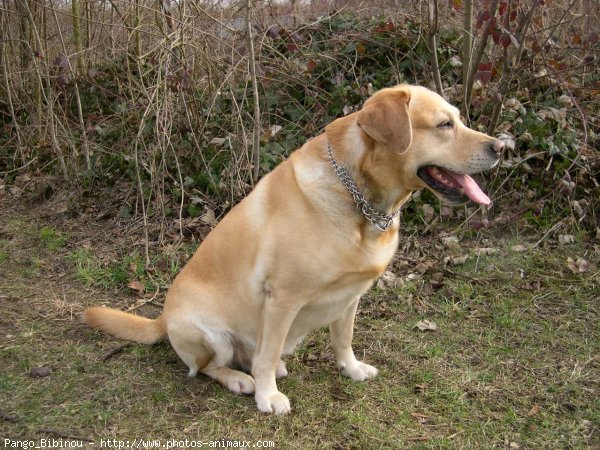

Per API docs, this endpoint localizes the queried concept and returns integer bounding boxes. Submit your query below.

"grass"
[1,209,598,449]
[39,227,68,251]
[69,244,192,293]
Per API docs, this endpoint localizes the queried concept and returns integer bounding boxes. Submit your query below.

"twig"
[488,1,539,134]
[462,0,473,99]
[427,0,443,96]
[100,343,132,362]
[462,0,500,119]
[246,0,261,184]
[531,218,565,249]
[447,429,465,439]
[127,282,161,312]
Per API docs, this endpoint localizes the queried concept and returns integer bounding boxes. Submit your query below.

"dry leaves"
[528,404,540,417]
[128,280,145,294]
[567,257,589,274]
[422,204,435,223]
[444,254,469,266]
[414,320,437,332]
[414,384,427,394]
[377,271,399,289]
[200,208,217,227]
[473,247,498,256]
[29,365,52,378]
[511,244,528,253]
[410,412,432,424]
[558,234,575,245]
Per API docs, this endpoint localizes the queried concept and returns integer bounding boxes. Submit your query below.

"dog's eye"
[437,121,453,129]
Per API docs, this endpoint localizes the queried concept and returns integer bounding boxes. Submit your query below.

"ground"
[0,194,598,449]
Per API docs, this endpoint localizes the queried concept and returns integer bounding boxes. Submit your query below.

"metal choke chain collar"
[327,143,399,232]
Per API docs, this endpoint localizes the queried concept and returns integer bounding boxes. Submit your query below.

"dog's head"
[353,85,503,205]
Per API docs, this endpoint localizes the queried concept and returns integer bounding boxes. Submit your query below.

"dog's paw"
[255,391,291,415]
[341,361,378,381]
[226,372,255,395]
[276,360,288,378]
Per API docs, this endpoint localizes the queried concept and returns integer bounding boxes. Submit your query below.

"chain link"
[327,143,399,232]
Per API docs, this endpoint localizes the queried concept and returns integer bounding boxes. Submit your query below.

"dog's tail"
[84,307,166,344]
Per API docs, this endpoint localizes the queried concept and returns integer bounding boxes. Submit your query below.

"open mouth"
[417,166,491,205]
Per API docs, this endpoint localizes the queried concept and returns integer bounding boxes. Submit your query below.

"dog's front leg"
[329,297,378,381]
[252,294,299,415]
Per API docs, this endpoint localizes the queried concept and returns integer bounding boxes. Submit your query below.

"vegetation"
[0,0,598,448]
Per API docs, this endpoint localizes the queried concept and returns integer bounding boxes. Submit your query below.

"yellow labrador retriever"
[86,85,503,414]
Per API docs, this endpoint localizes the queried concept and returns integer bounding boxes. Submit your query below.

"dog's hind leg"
[168,323,255,395]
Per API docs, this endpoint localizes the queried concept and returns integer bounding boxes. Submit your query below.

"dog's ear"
[356,90,412,154]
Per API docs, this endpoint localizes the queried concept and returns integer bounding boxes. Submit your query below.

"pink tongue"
[447,172,491,205]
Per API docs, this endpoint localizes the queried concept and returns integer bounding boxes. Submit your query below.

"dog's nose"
[490,139,504,155]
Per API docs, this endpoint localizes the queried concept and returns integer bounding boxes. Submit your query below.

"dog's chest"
[288,235,398,337]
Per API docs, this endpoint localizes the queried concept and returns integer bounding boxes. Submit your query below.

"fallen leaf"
[449,55,462,67]
[128,280,145,294]
[200,208,217,227]
[209,137,226,146]
[528,404,540,416]
[14,174,31,187]
[440,206,453,217]
[498,132,516,151]
[442,235,460,250]
[511,244,528,253]
[448,254,469,265]
[422,204,435,223]
[567,257,589,274]
[414,320,437,332]
[270,125,282,137]
[29,365,52,378]
[473,247,498,255]
[414,384,426,394]
[430,272,444,289]
[415,260,435,275]
[377,271,399,289]
[558,234,575,245]
[410,412,431,424]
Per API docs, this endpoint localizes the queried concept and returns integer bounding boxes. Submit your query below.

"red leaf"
[501,33,511,48]
[306,59,316,73]
[474,70,492,84]
[492,30,501,45]
[374,20,395,33]
[479,62,493,71]
[499,0,508,16]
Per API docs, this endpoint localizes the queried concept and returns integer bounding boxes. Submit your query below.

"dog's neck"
[327,142,400,231]
[323,115,413,224]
